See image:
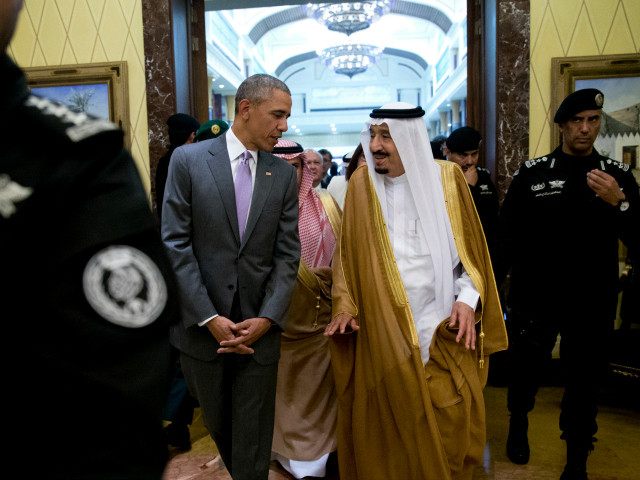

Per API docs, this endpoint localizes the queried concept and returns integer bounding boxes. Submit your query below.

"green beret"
[445,126,482,153]
[554,88,604,123]
[195,119,229,142]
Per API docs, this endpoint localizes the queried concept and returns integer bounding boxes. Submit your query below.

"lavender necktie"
[235,150,252,240]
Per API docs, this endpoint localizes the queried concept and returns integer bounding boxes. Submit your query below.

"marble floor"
[163,384,640,480]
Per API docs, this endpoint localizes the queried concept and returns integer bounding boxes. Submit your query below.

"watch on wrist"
[617,199,630,212]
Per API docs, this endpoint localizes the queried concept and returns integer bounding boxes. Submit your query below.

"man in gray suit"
[161,74,300,480]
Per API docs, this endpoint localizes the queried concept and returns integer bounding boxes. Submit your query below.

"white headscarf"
[360,101,460,320]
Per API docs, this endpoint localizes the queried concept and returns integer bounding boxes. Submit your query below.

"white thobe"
[384,175,479,364]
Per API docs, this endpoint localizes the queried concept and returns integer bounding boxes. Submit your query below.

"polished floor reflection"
[163,385,640,480]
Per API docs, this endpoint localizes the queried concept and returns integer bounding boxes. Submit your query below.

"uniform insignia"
[595,93,604,107]
[609,158,630,171]
[549,180,565,189]
[211,124,221,135]
[531,182,545,191]
[0,174,33,219]
[83,246,168,328]
[26,95,117,142]
[480,184,489,191]
[524,157,546,168]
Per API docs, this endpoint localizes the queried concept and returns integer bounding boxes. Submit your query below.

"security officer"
[498,88,639,479]
[444,126,499,257]
[155,113,199,219]
[1,2,179,478]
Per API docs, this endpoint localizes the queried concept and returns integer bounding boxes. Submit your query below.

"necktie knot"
[241,150,251,164]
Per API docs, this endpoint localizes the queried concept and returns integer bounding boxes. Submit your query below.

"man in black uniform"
[498,88,640,479]
[1,1,179,478]
[155,113,199,219]
[444,126,499,257]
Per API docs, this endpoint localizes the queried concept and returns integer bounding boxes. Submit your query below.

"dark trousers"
[506,310,611,444]
[163,357,197,425]
[180,296,278,480]
[181,351,278,480]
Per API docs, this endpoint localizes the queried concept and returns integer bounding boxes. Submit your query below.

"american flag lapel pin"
[266,171,272,176]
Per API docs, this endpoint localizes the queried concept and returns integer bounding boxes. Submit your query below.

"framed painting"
[23,61,131,149]
[550,53,640,173]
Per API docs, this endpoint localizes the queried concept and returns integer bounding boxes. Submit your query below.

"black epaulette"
[598,157,630,172]
[523,155,555,169]
[22,95,121,146]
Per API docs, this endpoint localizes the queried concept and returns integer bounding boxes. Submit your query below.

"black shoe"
[506,414,530,464]
[560,439,591,480]
[165,422,192,452]
[560,464,588,480]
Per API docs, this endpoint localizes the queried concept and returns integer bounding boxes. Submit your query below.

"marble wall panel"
[142,0,176,208]
[496,0,530,198]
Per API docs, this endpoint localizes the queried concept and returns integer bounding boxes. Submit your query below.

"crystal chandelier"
[319,44,382,78]
[308,1,394,36]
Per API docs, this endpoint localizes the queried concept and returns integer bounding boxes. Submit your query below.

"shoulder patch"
[25,95,117,143]
[83,245,168,328]
[524,155,550,169]
[608,158,630,172]
[0,174,33,219]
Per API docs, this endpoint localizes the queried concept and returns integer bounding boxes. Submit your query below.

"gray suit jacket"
[161,134,300,364]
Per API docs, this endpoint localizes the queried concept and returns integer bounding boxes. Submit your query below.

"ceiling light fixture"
[319,44,382,78]
[308,1,394,36]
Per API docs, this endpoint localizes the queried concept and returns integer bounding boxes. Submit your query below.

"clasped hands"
[207,316,271,354]
[324,302,477,350]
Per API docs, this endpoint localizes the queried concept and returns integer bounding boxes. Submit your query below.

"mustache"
[372,150,388,156]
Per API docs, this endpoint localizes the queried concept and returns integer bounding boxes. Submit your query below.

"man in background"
[305,148,325,190]
[195,119,230,142]
[2,1,179,478]
[443,126,499,258]
[430,134,447,160]
[155,113,199,219]
[318,148,333,188]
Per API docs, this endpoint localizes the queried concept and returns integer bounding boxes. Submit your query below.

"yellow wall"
[530,0,640,157]
[8,0,152,193]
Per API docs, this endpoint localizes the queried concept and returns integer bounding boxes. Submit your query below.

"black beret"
[554,88,604,123]
[445,126,482,153]
[370,106,425,118]
[166,113,199,146]
[195,119,229,142]
[167,113,199,134]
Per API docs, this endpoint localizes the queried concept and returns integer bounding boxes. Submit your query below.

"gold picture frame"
[23,61,131,149]
[550,53,640,150]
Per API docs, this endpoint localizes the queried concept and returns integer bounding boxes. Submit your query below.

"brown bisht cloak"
[272,192,342,461]
[330,162,508,480]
